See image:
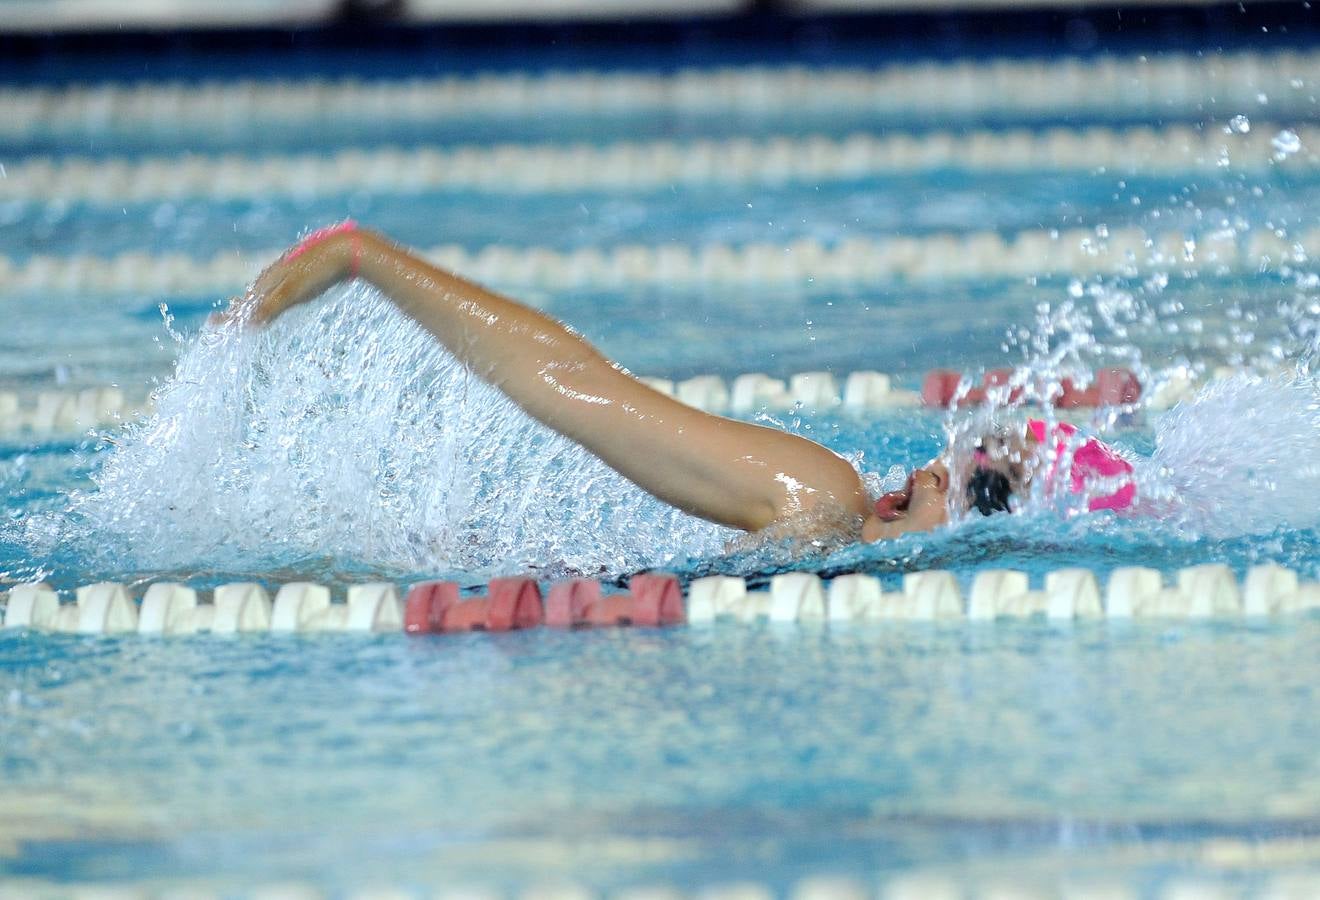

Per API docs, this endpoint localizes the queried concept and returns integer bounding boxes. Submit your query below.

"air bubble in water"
[1272,129,1302,158]
[1228,115,1251,134]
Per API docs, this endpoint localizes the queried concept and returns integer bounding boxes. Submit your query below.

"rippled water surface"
[3,619,1320,891]
[5,41,1320,892]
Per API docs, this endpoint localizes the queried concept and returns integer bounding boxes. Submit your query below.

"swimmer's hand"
[214,225,367,328]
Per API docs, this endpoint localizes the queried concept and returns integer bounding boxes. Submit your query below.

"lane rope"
[1,124,1313,204]
[2,563,1316,635]
[2,873,1317,900]
[1,50,1317,138]
[6,364,1278,437]
[0,225,1313,298]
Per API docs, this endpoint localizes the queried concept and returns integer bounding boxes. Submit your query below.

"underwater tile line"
[0,226,1314,298]
[1,49,1318,137]
[1,123,1314,204]
[2,563,1318,636]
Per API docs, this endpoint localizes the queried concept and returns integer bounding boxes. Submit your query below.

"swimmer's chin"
[719,510,954,562]
[722,506,866,557]
[860,512,951,542]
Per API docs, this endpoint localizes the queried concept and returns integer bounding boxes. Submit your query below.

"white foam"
[1140,373,1320,537]
[38,286,729,579]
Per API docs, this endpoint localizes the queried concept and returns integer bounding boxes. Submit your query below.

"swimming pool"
[2,38,1320,896]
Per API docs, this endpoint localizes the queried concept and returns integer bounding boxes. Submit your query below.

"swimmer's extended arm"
[226,228,870,533]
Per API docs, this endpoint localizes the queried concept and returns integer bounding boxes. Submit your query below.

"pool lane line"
[0,225,1312,298]
[10,365,1285,438]
[1,123,1313,205]
[5,872,1319,900]
[0,366,1160,440]
[1,49,1318,137]
[2,564,1317,635]
[0,386,149,437]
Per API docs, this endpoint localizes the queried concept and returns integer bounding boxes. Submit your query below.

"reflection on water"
[2,620,1319,888]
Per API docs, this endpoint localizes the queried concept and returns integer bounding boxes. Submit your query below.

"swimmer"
[220,223,1131,543]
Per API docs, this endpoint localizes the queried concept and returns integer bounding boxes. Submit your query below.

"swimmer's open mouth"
[874,473,915,522]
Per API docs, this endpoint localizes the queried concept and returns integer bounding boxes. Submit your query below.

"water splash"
[18,285,730,581]
[1141,371,1320,537]
[933,369,1320,542]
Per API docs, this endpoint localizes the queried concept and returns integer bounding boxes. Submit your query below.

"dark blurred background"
[2,0,1317,82]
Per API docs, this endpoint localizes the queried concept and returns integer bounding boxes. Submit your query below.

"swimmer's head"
[861,422,1035,541]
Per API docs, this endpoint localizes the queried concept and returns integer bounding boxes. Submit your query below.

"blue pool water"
[3,620,1320,893]
[3,44,1320,892]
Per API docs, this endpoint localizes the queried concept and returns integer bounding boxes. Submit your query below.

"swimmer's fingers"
[207,291,264,330]
[210,260,305,329]
[208,232,356,330]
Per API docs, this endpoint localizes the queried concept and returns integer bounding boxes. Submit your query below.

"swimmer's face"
[862,459,951,540]
[861,425,1035,540]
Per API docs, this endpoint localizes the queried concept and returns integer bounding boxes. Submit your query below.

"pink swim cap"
[1027,419,1136,512]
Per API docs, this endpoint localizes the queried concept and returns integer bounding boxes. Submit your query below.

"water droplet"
[1272,128,1301,158]
[1228,114,1251,134]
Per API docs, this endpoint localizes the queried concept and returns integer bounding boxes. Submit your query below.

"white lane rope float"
[0,386,146,436]
[0,225,1313,299]
[0,873,1317,900]
[0,373,917,439]
[0,50,1317,138]
[2,563,1316,636]
[1,124,1313,205]
[3,362,1246,437]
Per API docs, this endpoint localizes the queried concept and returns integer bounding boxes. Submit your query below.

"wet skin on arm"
[223,227,946,542]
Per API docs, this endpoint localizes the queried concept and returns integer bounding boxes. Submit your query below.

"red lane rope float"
[404,581,455,633]
[545,574,685,628]
[487,577,544,630]
[921,367,1143,409]
[404,577,544,633]
[407,574,684,634]
[629,573,685,627]
[545,578,601,627]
